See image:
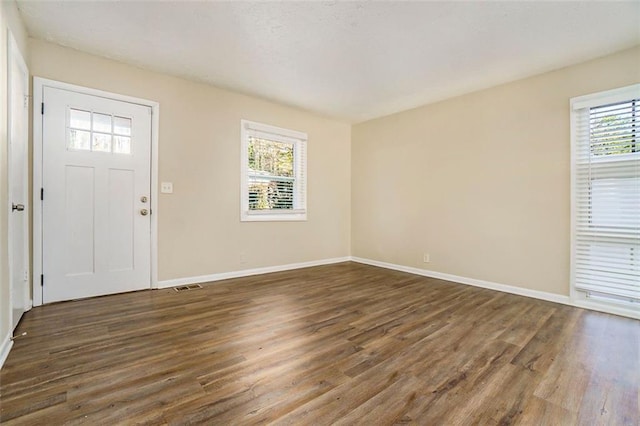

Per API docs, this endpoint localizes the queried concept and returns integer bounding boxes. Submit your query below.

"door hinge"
[40,188,44,201]
[40,274,44,287]
[41,102,44,115]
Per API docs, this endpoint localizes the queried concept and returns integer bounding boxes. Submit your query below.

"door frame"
[32,77,160,306]
[7,31,30,326]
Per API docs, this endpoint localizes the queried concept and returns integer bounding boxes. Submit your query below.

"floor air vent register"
[173,284,203,292]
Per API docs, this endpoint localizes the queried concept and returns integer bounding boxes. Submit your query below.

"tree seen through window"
[248,137,295,210]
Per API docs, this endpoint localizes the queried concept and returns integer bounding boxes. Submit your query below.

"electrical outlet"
[423,253,430,263]
[161,182,173,194]
[239,252,247,264]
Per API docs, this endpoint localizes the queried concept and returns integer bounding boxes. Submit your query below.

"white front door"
[8,33,30,329]
[41,87,152,303]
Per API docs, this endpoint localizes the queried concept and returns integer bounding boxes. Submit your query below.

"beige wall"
[29,39,351,282]
[0,0,29,344]
[352,46,640,296]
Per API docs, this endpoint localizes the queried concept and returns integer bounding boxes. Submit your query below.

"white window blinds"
[571,84,640,304]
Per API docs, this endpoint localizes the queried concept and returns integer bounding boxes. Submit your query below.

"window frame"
[569,83,640,314]
[240,119,307,222]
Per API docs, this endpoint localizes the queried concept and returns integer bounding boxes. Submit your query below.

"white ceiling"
[17,1,640,122]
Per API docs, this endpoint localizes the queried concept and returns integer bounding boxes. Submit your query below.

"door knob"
[12,203,25,212]
[140,196,148,203]
[140,208,149,216]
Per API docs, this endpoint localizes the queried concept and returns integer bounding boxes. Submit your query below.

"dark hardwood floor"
[1,262,638,425]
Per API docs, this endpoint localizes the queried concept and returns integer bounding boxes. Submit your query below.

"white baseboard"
[0,332,14,370]
[568,298,639,320]
[158,254,638,320]
[351,257,571,304]
[157,256,351,289]
[351,257,639,320]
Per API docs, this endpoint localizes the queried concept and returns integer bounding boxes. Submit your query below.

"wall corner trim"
[0,333,15,371]
[350,257,640,320]
[157,257,351,289]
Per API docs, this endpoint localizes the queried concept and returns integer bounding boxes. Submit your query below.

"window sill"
[241,210,307,222]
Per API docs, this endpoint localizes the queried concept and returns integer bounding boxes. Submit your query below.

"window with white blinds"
[571,84,640,305]
[240,120,307,222]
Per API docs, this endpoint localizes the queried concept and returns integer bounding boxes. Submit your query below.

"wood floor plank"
[1,262,638,425]
[392,339,521,424]
[576,373,638,426]
[517,396,577,425]
[510,305,583,374]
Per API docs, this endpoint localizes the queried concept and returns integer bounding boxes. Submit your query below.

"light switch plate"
[161,182,173,194]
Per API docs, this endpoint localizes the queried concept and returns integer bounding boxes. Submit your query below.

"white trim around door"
[7,31,30,330]
[32,77,160,306]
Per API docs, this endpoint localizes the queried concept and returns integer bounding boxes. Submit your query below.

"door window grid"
[68,108,132,154]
